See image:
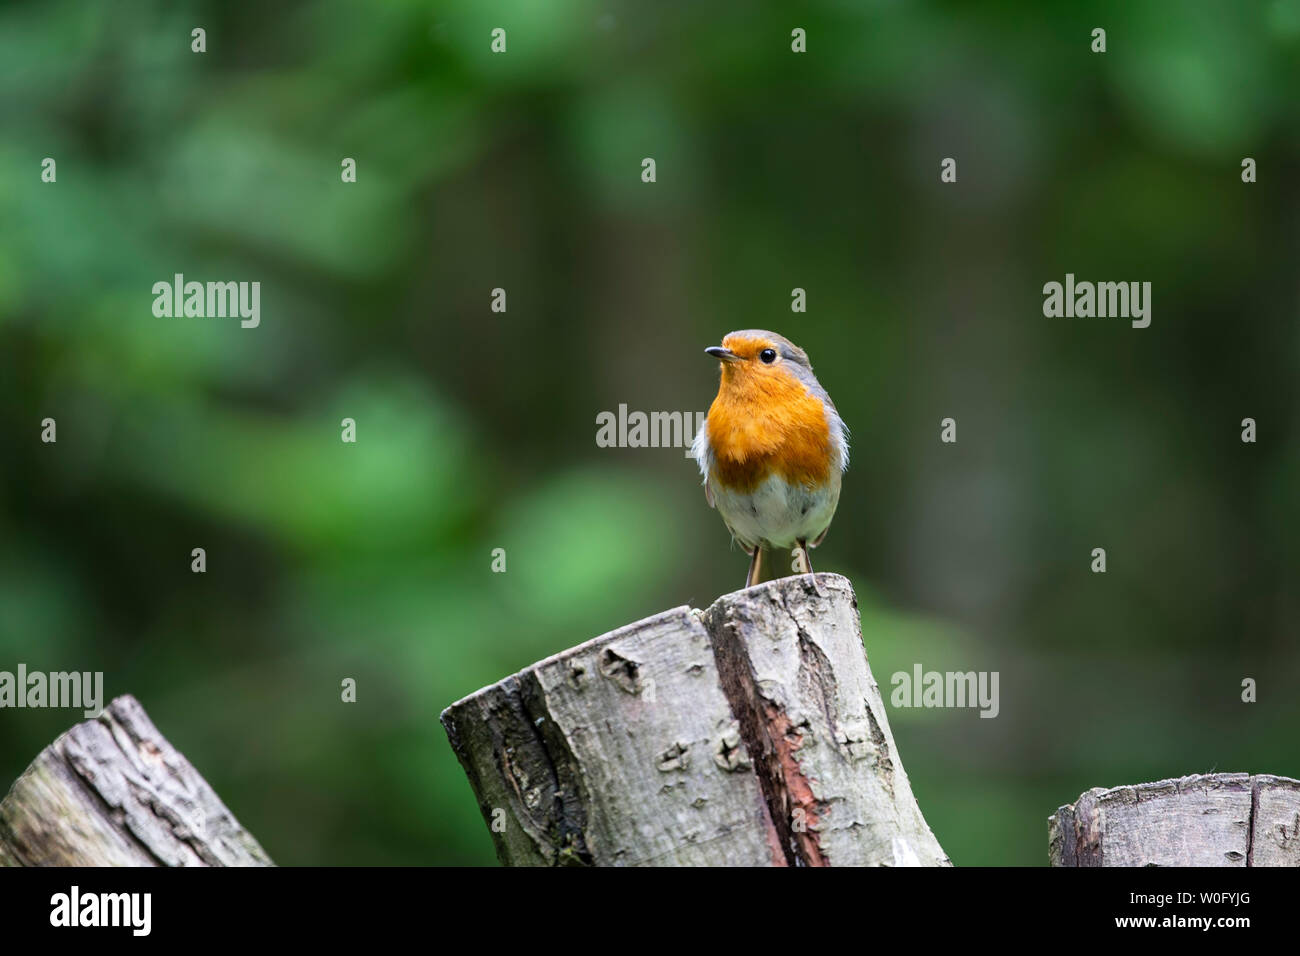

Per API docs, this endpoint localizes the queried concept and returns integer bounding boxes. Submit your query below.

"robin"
[692,330,848,590]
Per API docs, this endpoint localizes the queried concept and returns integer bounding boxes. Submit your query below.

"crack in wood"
[704,601,828,867]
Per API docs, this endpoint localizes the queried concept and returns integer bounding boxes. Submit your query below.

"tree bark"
[441,573,950,866]
[1050,773,1300,866]
[0,694,273,866]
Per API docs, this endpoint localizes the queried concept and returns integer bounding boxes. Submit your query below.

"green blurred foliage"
[2,0,1299,865]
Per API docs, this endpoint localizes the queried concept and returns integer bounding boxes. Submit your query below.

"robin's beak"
[705,346,740,363]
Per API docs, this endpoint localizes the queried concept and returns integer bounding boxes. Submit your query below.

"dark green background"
[2,1,1298,865]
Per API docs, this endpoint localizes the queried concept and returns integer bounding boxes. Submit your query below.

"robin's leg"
[745,545,765,588]
[793,539,825,595]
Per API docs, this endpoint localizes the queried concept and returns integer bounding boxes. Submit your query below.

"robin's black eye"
[759,348,777,364]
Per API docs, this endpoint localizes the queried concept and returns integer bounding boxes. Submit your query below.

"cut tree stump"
[0,694,273,866]
[441,573,950,867]
[1050,773,1300,866]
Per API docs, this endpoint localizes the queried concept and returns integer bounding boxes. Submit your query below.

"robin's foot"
[793,540,824,596]
[745,546,765,588]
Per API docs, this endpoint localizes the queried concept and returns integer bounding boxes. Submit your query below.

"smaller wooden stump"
[1050,773,1300,867]
[442,573,950,867]
[0,694,273,866]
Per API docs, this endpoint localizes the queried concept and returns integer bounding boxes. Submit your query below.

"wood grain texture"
[0,695,272,867]
[703,573,949,866]
[1049,773,1300,867]
[442,573,950,867]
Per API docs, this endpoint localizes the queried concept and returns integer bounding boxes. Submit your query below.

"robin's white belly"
[711,470,841,551]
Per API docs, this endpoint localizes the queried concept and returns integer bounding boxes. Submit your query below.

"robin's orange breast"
[706,368,834,494]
